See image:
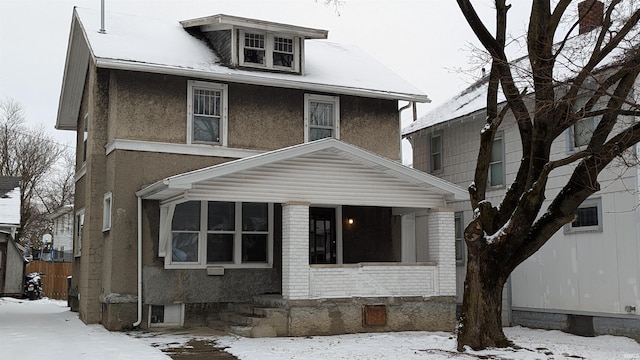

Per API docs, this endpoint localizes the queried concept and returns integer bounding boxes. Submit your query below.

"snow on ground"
[2,297,640,360]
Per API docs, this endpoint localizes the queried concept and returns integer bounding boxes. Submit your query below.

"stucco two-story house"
[55,7,467,335]
[403,1,640,340]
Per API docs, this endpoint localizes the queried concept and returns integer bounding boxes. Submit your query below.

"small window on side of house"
[429,131,442,173]
[187,80,228,146]
[75,209,85,257]
[82,113,88,163]
[103,192,112,232]
[454,212,465,264]
[304,94,340,142]
[489,131,505,187]
[565,198,603,233]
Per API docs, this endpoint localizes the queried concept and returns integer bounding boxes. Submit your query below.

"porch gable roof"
[137,139,468,207]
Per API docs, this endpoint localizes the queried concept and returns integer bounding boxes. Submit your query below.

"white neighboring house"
[48,205,74,261]
[402,2,640,341]
[0,177,21,239]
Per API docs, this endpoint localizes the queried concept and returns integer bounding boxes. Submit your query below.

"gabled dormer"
[180,14,328,75]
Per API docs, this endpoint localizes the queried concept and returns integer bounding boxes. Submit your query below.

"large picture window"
[187,81,228,146]
[169,201,272,268]
[304,94,340,142]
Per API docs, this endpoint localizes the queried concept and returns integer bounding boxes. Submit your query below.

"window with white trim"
[82,113,88,163]
[187,80,228,146]
[75,209,84,257]
[304,94,340,142]
[569,96,600,150]
[169,201,273,268]
[565,198,603,233]
[239,30,299,72]
[489,131,505,187]
[454,212,465,264]
[429,131,442,173]
[103,192,112,232]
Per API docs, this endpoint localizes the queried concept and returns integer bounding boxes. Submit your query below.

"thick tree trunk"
[456,246,511,351]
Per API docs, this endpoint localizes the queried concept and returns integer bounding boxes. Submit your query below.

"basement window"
[148,304,184,328]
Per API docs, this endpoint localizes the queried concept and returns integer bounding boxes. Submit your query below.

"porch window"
[304,94,340,142]
[169,201,272,267]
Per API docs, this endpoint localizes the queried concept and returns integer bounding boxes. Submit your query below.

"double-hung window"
[103,192,112,232]
[169,201,272,268]
[239,30,299,72]
[187,80,228,146]
[489,131,505,187]
[304,94,340,142]
[430,131,442,173]
[570,96,599,150]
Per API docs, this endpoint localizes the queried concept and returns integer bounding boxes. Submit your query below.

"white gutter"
[94,58,431,103]
[133,195,142,327]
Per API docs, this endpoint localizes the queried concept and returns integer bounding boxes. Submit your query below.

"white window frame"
[82,113,88,164]
[165,201,274,269]
[565,197,603,233]
[102,192,112,232]
[304,94,340,142]
[489,131,505,187]
[429,131,443,173]
[238,30,300,72]
[186,80,229,147]
[75,208,85,257]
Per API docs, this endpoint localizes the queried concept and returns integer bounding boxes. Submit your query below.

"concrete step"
[252,294,287,308]
[220,311,265,326]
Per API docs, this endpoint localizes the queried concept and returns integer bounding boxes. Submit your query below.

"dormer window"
[239,30,299,72]
[180,14,328,76]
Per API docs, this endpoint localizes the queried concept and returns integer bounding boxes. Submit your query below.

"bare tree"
[0,98,68,243]
[455,0,640,351]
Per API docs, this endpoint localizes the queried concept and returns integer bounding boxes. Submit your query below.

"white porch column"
[282,201,310,300]
[428,208,456,296]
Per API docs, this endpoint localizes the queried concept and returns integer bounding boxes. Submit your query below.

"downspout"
[398,101,416,161]
[133,195,142,327]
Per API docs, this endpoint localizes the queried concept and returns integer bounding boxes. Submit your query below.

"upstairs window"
[489,131,505,187]
[304,94,340,142]
[239,30,299,72]
[429,131,442,173]
[572,117,597,149]
[187,81,228,146]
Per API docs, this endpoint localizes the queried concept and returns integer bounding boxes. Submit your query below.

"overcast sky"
[0,0,533,157]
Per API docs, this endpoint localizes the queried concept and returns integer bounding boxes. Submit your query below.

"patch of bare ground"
[162,339,239,360]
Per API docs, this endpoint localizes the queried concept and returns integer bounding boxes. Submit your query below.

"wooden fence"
[24,260,72,300]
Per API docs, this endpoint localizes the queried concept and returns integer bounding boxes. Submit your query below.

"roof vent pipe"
[99,0,106,34]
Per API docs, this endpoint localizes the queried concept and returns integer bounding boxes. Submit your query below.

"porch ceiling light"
[347,218,354,225]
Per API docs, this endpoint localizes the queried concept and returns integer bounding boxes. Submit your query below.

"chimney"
[578,0,604,34]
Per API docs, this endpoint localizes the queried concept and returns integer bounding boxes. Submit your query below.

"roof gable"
[0,177,21,226]
[137,139,467,206]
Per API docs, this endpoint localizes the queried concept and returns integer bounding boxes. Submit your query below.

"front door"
[309,207,336,264]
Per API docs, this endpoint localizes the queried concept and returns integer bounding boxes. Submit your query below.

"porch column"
[428,208,456,296]
[282,201,310,300]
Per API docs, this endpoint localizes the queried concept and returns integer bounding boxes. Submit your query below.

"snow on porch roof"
[136,139,468,206]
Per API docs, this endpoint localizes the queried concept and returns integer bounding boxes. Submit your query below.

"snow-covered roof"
[0,177,21,227]
[57,7,429,130]
[403,23,638,136]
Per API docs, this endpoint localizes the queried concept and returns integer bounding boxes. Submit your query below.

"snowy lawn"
[2,297,639,359]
